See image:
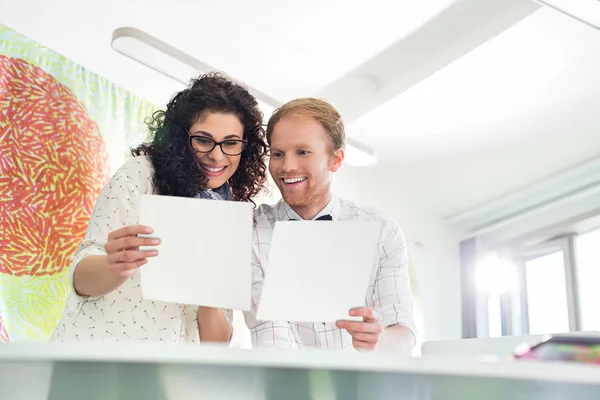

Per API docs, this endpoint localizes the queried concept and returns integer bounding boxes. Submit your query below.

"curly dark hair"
[132,73,268,203]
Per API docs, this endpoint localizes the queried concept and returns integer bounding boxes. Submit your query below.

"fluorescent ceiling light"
[536,0,600,29]
[111,27,377,167]
[111,27,281,106]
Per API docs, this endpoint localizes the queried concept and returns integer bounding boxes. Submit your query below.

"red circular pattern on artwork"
[0,55,110,276]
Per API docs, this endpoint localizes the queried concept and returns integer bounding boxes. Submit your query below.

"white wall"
[334,163,463,343]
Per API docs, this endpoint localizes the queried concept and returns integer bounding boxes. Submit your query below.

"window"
[575,228,600,331]
[479,237,577,337]
[487,294,503,337]
[524,251,570,335]
[480,225,600,337]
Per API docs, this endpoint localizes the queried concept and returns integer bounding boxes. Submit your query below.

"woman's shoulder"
[118,155,153,173]
[110,156,155,193]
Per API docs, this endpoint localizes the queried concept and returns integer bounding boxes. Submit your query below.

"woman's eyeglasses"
[188,135,247,156]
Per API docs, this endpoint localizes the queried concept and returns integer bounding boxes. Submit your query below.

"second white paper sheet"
[256,220,380,323]
[138,194,253,311]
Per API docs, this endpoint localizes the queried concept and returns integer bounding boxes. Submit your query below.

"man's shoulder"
[337,197,405,241]
[337,197,397,224]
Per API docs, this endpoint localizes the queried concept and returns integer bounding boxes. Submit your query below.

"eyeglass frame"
[187,130,248,156]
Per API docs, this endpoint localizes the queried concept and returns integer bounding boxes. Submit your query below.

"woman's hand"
[196,307,231,343]
[104,225,160,277]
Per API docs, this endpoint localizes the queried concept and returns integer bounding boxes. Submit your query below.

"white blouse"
[51,156,232,343]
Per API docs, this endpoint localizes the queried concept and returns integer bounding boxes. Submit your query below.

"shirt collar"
[275,194,341,221]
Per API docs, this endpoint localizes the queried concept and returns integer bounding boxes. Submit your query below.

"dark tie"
[289,214,332,221]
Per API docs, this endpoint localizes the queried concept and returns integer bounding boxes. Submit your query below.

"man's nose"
[281,155,298,172]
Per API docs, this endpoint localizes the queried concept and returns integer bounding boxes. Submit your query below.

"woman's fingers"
[104,225,159,277]
[104,236,160,254]
[107,225,153,241]
[107,249,158,264]
[110,259,149,277]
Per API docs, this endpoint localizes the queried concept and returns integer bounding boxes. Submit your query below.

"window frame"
[512,236,580,335]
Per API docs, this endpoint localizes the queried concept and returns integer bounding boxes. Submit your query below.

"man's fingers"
[365,312,382,323]
[349,307,381,322]
[345,331,379,343]
[350,307,372,318]
[342,308,382,352]
[105,236,160,253]
[107,225,153,241]
[335,320,382,334]
[352,338,377,351]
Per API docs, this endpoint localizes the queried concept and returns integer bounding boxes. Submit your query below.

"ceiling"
[359,7,600,217]
[2,0,599,218]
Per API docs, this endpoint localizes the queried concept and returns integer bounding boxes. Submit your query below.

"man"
[245,98,416,354]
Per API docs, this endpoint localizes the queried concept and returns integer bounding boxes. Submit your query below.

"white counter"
[1,342,599,399]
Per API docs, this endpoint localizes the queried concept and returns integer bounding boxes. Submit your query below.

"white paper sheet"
[256,220,380,323]
[138,194,253,311]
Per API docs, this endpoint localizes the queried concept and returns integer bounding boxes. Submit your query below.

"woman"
[52,73,268,343]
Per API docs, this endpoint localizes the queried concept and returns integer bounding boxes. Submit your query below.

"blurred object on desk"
[514,333,600,364]
[421,331,600,360]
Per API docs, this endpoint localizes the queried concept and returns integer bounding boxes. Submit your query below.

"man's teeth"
[283,177,306,184]
[201,165,226,173]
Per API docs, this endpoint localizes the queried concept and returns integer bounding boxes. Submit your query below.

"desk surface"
[1,343,599,400]
[2,342,600,384]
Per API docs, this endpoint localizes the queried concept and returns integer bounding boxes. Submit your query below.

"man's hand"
[335,307,382,351]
